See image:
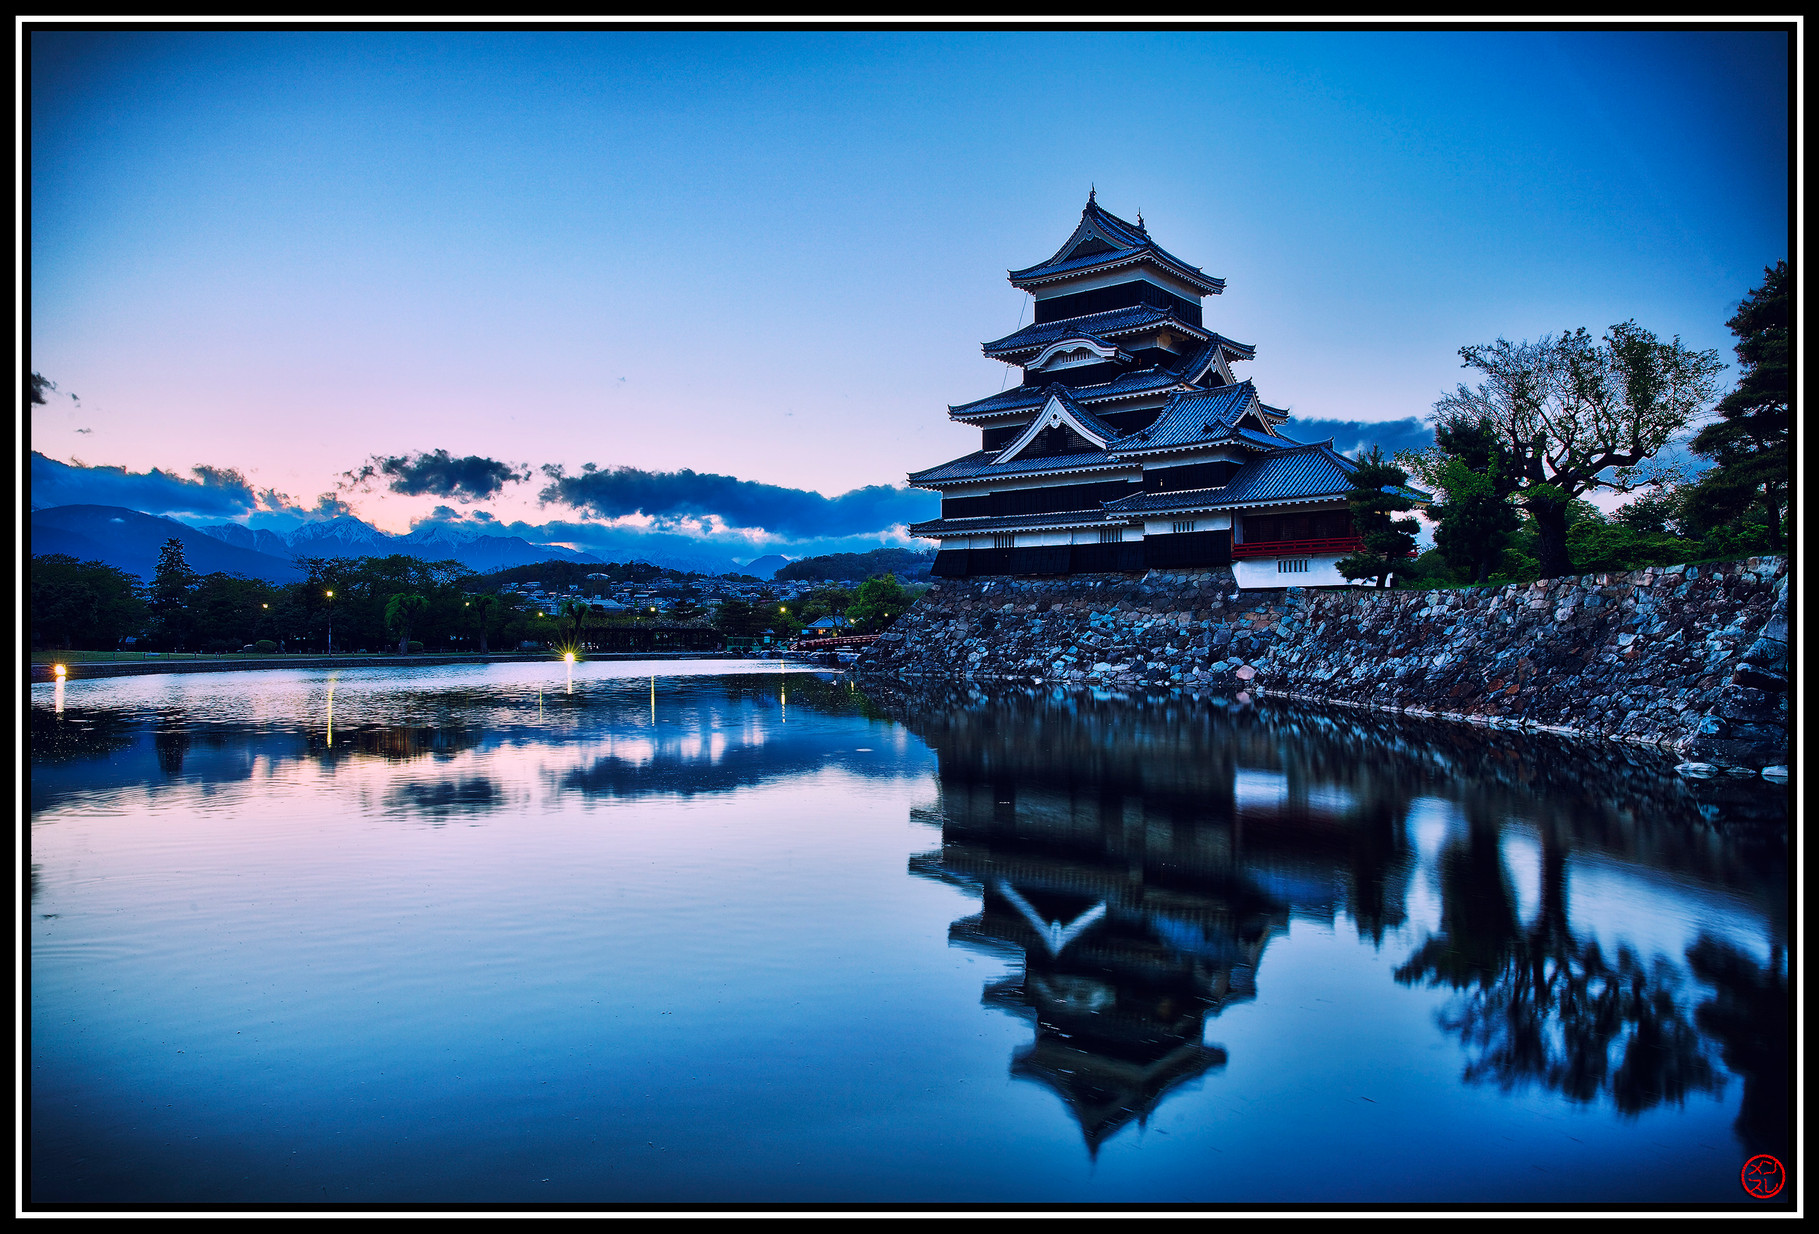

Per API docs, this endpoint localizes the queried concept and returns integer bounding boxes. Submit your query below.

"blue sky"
[27,28,1791,555]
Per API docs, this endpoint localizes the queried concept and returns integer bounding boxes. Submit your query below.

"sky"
[25,27,1792,560]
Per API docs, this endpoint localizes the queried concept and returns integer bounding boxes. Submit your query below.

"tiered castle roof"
[906,193,1413,578]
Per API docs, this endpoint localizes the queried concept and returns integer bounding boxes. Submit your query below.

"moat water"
[29,662,1790,1208]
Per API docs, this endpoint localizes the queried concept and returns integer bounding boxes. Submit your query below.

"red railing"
[1231,536,1364,559]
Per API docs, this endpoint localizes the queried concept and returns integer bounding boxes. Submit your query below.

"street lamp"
[325,589,335,655]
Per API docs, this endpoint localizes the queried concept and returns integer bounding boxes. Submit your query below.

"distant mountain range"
[30,504,920,582]
[31,505,309,583]
[196,515,611,573]
[736,554,791,580]
[29,504,791,581]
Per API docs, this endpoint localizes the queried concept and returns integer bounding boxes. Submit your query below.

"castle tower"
[908,195,1390,587]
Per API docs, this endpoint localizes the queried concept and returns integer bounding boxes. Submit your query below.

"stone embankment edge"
[857,556,1789,772]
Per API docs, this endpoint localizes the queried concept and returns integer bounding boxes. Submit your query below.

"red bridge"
[793,634,880,651]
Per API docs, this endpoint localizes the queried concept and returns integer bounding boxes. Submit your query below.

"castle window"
[991,534,1014,549]
[1171,519,1196,534]
[1277,558,1310,574]
[1099,528,1124,544]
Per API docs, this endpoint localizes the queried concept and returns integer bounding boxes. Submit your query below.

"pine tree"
[1426,418,1521,584]
[1683,262,1789,550]
[1337,447,1420,588]
[149,538,199,649]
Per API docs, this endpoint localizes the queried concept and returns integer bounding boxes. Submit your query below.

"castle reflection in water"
[29,667,1789,1178]
[875,679,1788,1158]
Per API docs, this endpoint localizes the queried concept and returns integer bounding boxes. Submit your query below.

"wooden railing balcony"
[1230,536,1365,559]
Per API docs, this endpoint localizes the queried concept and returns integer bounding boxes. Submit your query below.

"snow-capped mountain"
[190,513,606,573]
[282,516,397,557]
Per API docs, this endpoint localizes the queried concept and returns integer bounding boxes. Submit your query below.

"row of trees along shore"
[31,542,929,654]
[1338,261,1787,587]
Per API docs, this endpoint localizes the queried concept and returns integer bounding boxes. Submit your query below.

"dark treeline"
[32,542,931,653]
[31,543,580,653]
[772,547,934,583]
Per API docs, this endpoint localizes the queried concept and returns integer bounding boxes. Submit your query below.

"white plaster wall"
[1070,527,1145,544]
[1233,554,1354,589]
[1142,509,1234,536]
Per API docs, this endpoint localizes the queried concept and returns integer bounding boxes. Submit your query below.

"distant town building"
[908,193,1390,588]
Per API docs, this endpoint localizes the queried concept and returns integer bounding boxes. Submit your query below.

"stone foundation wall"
[858,557,1789,769]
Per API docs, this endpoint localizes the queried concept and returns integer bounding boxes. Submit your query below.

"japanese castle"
[909,193,1365,588]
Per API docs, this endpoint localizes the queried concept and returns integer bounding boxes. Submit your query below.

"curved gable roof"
[993,387,1119,464]
[1006,195,1225,295]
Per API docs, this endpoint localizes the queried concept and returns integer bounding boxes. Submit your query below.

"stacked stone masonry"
[858,557,1789,769]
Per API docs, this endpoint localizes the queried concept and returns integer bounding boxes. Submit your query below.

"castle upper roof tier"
[1006,194,1225,296]
[981,304,1254,363]
[952,336,1257,421]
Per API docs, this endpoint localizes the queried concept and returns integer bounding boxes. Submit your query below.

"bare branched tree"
[1424,323,1723,578]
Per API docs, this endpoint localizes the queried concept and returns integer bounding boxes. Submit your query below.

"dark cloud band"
[1288,417,1434,458]
[32,451,271,518]
[538,464,937,539]
[345,450,531,502]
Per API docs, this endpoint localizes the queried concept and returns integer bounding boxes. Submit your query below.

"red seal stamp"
[1741,1154,1785,1199]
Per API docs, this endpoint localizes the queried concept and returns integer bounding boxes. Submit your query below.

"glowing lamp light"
[53,663,67,678]
[564,651,576,663]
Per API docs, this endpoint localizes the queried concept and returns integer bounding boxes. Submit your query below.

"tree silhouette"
[1396,820,1720,1115]
[1683,262,1789,550]
[384,592,430,654]
[470,593,499,653]
[558,597,590,647]
[1686,935,1788,1160]
[150,538,200,650]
